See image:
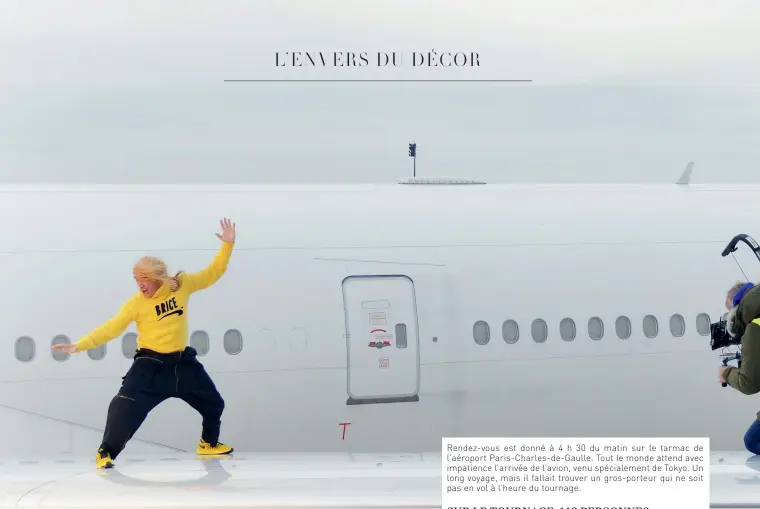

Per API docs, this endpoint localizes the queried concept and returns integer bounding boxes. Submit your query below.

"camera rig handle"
[721,352,742,387]
[722,234,760,261]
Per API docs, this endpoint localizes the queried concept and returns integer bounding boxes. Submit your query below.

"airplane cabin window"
[502,320,519,344]
[531,319,548,343]
[190,330,210,356]
[696,313,711,336]
[669,314,686,337]
[559,318,576,341]
[121,333,138,358]
[642,315,658,338]
[588,317,604,340]
[87,344,107,360]
[15,336,35,362]
[473,320,490,345]
[615,316,631,339]
[223,329,243,355]
[51,335,71,362]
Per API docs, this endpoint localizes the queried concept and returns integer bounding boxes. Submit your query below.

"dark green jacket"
[725,285,760,411]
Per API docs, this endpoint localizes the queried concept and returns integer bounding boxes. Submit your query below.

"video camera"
[713,233,760,386]
[711,314,742,388]
[710,315,737,351]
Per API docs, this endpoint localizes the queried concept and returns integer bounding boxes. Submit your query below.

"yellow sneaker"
[197,440,233,455]
[95,448,114,469]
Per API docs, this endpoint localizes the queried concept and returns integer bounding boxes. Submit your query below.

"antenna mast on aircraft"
[399,140,486,185]
[408,142,417,177]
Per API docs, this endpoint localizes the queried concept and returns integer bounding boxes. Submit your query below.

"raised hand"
[215,218,236,243]
[52,343,79,354]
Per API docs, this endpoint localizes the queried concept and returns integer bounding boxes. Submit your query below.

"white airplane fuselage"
[0,182,757,457]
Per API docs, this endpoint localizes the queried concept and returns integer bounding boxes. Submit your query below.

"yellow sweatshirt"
[74,241,234,354]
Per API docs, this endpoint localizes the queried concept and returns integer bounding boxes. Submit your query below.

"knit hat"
[733,282,755,308]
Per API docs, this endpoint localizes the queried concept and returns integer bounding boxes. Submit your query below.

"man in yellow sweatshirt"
[52,218,237,469]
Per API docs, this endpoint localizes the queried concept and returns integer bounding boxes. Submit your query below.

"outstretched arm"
[182,218,236,294]
[724,320,760,394]
[69,300,137,352]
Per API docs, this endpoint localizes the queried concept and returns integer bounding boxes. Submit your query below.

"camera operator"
[721,281,760,455]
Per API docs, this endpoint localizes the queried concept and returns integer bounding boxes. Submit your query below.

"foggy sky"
[1,0,759,184]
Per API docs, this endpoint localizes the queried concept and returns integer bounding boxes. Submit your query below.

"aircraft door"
[342,275,420,405]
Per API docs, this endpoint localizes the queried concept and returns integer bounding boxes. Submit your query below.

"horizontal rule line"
[223,79,533,83]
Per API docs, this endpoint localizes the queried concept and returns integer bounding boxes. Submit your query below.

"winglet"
[676,161,694,185]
